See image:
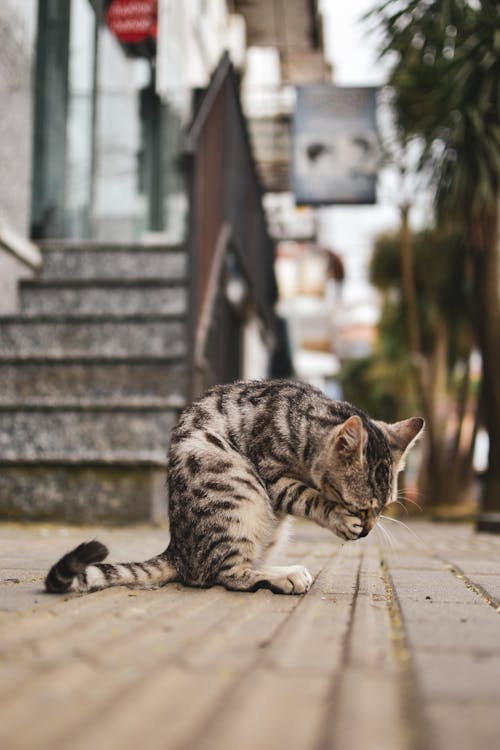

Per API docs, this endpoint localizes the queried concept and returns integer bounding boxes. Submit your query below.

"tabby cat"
[46,379,423,596]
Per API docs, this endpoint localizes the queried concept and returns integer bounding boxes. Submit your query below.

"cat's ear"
[381,417,424,457]
[334,415,365,462]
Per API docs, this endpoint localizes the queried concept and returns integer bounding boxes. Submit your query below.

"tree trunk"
[417,322,452,506]
[399,205,442,505]
[399,204,421,356]
[471,203,500,530]
[447,353,476,506]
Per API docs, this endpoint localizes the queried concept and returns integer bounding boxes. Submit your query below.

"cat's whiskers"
[396,491,424,511]
[375,520,395,551]
[391,499,409,515]
[379,515,426,547]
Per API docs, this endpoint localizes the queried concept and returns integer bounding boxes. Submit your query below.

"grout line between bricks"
[6,593,249,750]
[412,528,500,613]
[314,548,363,750]
[442,561,500,612]
[380,555,429,750]
[376,521,500,611]
[13,549,326,750]
[174,551,344,750]
[172,586,311,750]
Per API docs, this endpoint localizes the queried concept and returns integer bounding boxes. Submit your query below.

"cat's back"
[172,380,307,442]
[171,379,343,460]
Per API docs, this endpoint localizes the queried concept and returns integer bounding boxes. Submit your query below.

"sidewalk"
[0,520,499,750]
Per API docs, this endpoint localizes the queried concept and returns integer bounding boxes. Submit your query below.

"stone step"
[19,280,187,317]
[0,315,187,358]
[0,464,168,523]
[1,241,192,523]
[0,404,178,463]
[38,242,187,281]
[0,357,189,405]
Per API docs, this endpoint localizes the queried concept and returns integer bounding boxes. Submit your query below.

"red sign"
[106,0,157,44]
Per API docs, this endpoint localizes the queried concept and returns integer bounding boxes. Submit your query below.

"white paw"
[287,565,313,593]
[270,565,313,594]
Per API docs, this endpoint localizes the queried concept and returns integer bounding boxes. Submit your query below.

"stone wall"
[0,2,37,310]
[0,1,36,237]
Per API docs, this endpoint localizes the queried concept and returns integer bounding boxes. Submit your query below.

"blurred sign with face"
[293,85,378,205]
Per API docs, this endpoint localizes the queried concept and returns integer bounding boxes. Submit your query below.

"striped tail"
[45,540,178,593]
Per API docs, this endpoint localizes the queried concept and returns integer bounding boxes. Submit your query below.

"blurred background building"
[0,0,392,387]
[0,0,353,522]
[2,0,492,523]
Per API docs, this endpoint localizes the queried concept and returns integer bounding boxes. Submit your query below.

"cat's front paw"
[263,565,313,595]
[286,565,313,594]
[335,514,363,541]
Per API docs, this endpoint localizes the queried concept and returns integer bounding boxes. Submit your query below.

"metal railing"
[184,53,278,397]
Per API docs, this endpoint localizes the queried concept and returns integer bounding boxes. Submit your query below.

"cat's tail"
[45,540,178,594]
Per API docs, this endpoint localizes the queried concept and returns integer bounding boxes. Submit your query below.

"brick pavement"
[0,520,499,750]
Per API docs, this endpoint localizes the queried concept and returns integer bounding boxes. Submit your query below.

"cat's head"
[315,414,424,541]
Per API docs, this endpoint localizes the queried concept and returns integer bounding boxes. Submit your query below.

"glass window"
[32,0,188,243]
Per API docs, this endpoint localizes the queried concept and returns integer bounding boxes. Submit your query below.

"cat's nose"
[358,526,370,538]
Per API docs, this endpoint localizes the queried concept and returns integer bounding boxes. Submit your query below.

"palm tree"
[368,0,500,526]
[370,226,475,508]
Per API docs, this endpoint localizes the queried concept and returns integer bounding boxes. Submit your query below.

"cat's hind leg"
[212,504,311,595]
[170,440,312,595]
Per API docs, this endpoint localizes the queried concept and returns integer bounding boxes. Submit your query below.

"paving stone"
[324,548,413,750]
[381,551,444,571]
[387,567,484,605]
[327,670,411,750]
[262,545,361,674]
[413,651,500,700]
[424,701,498,750]
[398,600,500,651]
[0,521,499,750]
[193,670,330,750]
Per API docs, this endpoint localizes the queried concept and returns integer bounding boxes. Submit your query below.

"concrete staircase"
[0,242,189,523]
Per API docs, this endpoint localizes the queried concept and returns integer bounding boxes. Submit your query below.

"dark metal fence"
[184,53,278,397]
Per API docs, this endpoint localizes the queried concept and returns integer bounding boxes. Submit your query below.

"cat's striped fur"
[46,379,423,595]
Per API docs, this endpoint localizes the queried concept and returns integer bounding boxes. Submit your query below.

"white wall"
[157,0,244,108]
[0,0,36,238]
[243,315,271,380]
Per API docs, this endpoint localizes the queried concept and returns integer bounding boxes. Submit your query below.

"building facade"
[0,0,288,522]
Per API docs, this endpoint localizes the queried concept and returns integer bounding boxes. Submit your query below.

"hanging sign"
[293,85,379,205]
[106,0,158,44]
